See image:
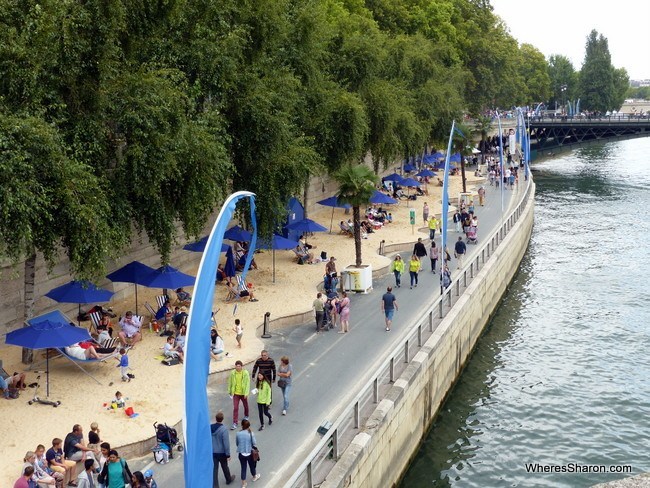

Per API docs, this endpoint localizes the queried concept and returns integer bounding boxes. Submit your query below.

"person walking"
[381,287,398,331]
[408,254,421,289]
[211,412,236,487]
[430,241,438,273]
[422,202,429,224]
[235,420,259,486]
[454,236,467,269]
[453,210,462,232]
[233,319,243,349]
[277,356,293,416]
[255,373,273,431]
[97,450,133,488]
[228,361,251,430]
[478,186,486,206]
[252,350,276,384]
[313,292,325,333]
[390,255,405,288]
[413,237,427,261]
[428,215,439,240]
[338,291,351,333]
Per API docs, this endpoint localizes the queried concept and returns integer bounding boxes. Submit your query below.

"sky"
[490,0,650,80]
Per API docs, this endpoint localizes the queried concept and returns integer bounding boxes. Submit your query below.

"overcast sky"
[490,0,650,80]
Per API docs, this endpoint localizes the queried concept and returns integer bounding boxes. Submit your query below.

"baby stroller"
[466,226,478,244]
[154,422,183,458]
[323,273,339,295]
[323,291,338,330]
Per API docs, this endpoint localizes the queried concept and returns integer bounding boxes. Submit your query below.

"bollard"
[261,311,272,338]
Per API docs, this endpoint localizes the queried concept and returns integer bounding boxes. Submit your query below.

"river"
[399,137,650,487]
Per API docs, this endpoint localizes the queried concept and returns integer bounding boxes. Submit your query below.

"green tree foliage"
[611,67,630,109]
[578,30,616,112]
[547,55,578,109]
[518,44,551,103]
[335,164,379,267]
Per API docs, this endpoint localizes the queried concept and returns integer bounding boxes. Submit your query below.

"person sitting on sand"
[65,342,111,360]
[225,281,259,302]
[0,369,27,396]
[163,336,184,363]
[118,311,142,347]
[175,287,191,307]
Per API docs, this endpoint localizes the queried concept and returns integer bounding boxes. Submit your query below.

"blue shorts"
[384,309,394,320]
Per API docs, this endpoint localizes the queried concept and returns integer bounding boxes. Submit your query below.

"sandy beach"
[0,170,484,486]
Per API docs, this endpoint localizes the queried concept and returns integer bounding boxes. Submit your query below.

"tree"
[578,30,615,112]
[518,44,550,103]
[451,122,474,194]
[474,115,493,163]
[335,164,379,267]
[548,54,577,110]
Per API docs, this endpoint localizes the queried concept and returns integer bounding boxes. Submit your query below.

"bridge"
[529,115,650,156]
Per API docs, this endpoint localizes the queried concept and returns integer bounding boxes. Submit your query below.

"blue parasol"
[45,280,114,325]
[369,190,398,205]
[257,234,299,283]
[7,310,92,396]
[317,196,352,233]
[403,164,416,173]
[224,247,237,279]
[184,237,231,253]
[383,173,404,183]
[285,218,327,234]
[400,178,421,187]
[224,225,252,242]
[416,169,437,178]
[140,265,195,289]
[106,261,156,315]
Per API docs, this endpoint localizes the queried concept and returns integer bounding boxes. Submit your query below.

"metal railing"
[284,179,535,488]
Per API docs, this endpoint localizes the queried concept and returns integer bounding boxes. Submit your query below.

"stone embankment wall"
[321,183,536,488]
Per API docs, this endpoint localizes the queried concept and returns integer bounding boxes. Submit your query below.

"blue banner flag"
[183,191,257,488]
[440,120,456,280]
[496,112,504,216]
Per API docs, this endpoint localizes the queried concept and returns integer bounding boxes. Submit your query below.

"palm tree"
[474,115,493,164]
[451,122,474,194]
[335,164,379,267]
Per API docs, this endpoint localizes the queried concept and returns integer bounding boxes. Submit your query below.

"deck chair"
[156,295,168,309]
[88,311,102,336]
[144,302,159,331]
[292,248,308,264]
[55,346,121,385]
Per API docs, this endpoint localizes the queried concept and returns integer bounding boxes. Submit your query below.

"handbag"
[277,379,287,388]
[250,431,260,462]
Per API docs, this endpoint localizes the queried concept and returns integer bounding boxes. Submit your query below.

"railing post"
[439,298,443,318]
[463,270,467,288]
[390,357,395,382]
[307,462,313,488]
[429,311,433,332]
[417,325,422,347]
[482,248,485,264]
[404,339,409,363]
[373,377,379,403]
[470,261,474,279]
[332,429,339,461]
[354,402,360,428]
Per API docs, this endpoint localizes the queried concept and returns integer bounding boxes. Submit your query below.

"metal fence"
[284,179,535,488]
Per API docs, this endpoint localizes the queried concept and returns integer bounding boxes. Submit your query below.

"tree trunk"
[460,159,467,194]
[353,206,362,267]
[22,251,36,364]
[303,178,309,219]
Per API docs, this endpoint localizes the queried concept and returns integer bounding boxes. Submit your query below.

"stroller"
[466,226,478,244]
[323,291,338,330]
[154,422,183,458]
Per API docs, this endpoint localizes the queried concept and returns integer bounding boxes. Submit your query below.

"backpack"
[153,446,169,464]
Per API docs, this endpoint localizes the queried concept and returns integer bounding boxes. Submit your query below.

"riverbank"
[1,169,485,486]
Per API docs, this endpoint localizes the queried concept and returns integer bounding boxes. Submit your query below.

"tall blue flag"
[440,120,456,280]
[183,191,257,488]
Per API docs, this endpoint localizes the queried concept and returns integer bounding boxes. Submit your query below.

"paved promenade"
[129,179,519,486]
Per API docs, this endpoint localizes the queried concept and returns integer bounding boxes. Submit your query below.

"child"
[117,348,130,382]
[233,319,243,348]
[88,422,101,450]
[113,391,125,408]
[163,336,184,362]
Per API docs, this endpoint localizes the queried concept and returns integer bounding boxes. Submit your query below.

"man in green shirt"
[228,361,250,429]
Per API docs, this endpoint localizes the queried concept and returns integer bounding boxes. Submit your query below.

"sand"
[0,171,484,486]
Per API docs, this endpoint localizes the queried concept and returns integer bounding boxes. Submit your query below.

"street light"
[560,84,567,115]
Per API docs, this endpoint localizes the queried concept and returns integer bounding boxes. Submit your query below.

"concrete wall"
[321,184,536,488]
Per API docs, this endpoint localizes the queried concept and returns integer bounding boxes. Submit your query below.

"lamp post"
[560,84,567,115]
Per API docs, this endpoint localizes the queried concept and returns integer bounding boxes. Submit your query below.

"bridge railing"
[531,114,650,123]
[283,178,535,488]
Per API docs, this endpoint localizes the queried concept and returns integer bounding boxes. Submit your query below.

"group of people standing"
[213,350,293,487]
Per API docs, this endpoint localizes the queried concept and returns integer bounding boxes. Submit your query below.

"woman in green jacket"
[390,255,405,288]
[255,373,273,431]
[408,254,421,288]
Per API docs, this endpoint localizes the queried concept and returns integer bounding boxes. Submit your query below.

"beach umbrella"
[403,163,416,173]
[383,173,404,183]
[224,225,252,242]
[45,280,114,325]
[285,218,327,234]
[7,310,91,396]
[183,237,230,253]
[400,178,421,187]
[317,196,352,233]
[416,169,437,178]
[449,153,462,162]
[140,265,195,290]
[224,247,237,279]
[106,261,156,315]
[369,190,398,205]
[256,234,300,283]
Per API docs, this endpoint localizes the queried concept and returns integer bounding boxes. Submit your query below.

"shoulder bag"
[250,431,260,462]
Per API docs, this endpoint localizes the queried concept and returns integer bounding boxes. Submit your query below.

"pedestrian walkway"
[155,178,521,487]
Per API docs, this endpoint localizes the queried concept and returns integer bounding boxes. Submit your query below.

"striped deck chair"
[55,345,122,385]
[156,295,168,309]
[89,311,102,336]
